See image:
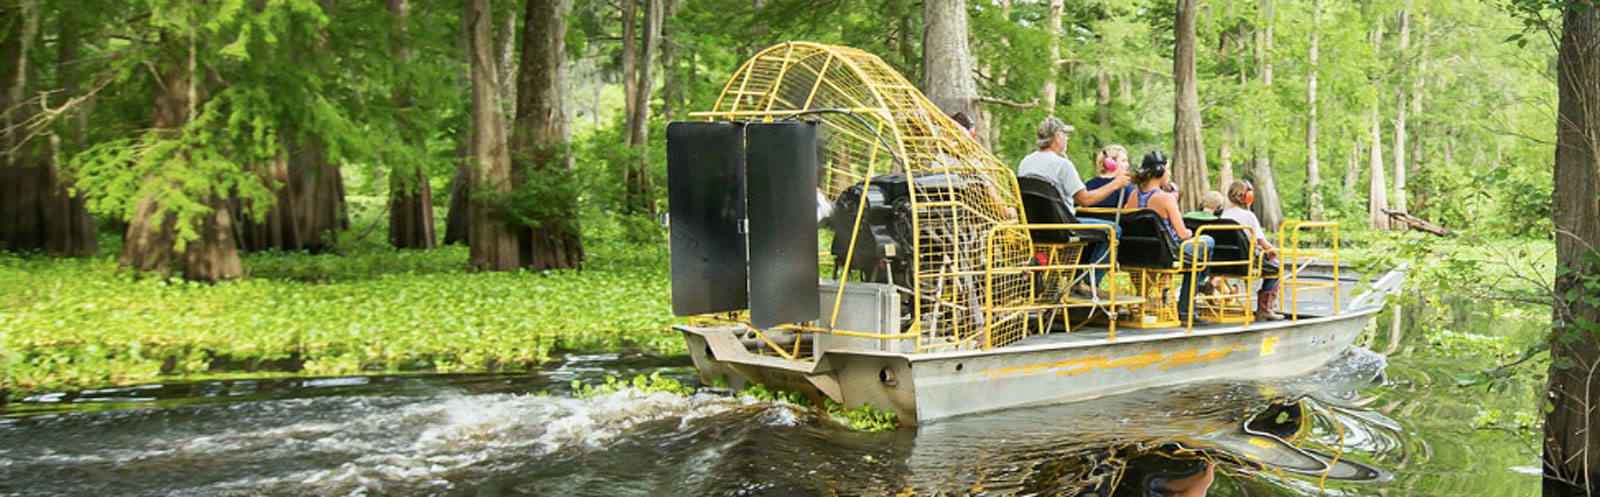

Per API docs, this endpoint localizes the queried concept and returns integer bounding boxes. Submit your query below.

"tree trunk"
[0,0,93,256]
[1096,68,1111,134]
[1250,0,1281,229]
[621,0,638,130]
[1344,132,1360,196]
[0,0,39,252]
[1040,0,1063,114]
[234,136,347,253]
[1252,154,1283,230]
[120,26,243,281]
[509,0,583,270]
[1172,0,1209,212]
[1392,0,1410,213]
[623,0,660,216]
[444,11,472,247]
[1218,137,1235,192]
[386,0,436,249]
[1367,106,1390,230]
[1545,2,1600,495]
[660,0,681,121]
[443,157,471,245]
[922,0,981,122]
[465,0,518,270]
[496,9,517,128]
[1305,0,1323,220]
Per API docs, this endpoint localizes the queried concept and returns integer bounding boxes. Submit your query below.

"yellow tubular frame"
[1276,221,1341,320]
[1180,225,1258,334]
[983,223,1120,346]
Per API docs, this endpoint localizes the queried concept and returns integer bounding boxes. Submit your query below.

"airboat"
[666,42,1404,425]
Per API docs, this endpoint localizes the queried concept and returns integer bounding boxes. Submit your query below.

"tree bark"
[508,0,583,270]
[120,25,243,281]
[386,0,436,249]
[1545,2,1600,495]
[1251,153,1283,230]
[623,0,660,216]
[922,0,981,123]
[0,0,93,256]
[1367,24,1390,231]
[1344,131,1360,197]
[1040,0,1063,114]
[465,0,518,270]
[1250,0,1281,230]
[235,136,347,253]
[1172,0,1209,212]
[443,155,471,245]
[1218,137,1235,192]
[621,0,638,130]
[1367,106,1390,230]
[1392,0,1411,213]
[1305,0,1323,220]
[660,0,682,121]
[1096,68,1111,134]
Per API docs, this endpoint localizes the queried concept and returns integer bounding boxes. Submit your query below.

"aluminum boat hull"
[680,267,1403,424]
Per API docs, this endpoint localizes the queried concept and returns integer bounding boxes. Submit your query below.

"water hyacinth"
[0,241,681,400]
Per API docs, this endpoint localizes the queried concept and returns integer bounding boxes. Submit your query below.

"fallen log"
[1383,209,1450,237]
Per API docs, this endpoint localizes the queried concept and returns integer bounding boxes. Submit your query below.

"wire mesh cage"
[697,41,1035,351]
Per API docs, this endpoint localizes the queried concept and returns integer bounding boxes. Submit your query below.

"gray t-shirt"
[1017,151,1086,214]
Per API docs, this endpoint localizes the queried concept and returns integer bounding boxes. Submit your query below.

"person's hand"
[1112,168,1131,187]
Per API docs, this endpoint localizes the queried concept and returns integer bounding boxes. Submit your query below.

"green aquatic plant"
[564,375,899,432]
[0,239,682,400]
[571,372,694,398]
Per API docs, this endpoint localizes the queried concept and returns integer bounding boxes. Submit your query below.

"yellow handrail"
[1182,225,1258,334]
[1277,220,1341,320]
[984,223,1120,347]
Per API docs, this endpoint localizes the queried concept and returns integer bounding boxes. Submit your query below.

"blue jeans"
[1259,275,1279,293]
[1178,235,1215,314]
[1079,217,1121,286]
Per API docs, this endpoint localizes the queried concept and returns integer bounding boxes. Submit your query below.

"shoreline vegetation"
[2,224,1553,405]
[0,234,682,403]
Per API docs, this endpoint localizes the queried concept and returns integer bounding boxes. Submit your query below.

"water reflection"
[895,348,1391,496]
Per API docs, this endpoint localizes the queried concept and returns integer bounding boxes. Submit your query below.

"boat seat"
[1181,218,1279,277]
[1015,176,1110,245]
[1081,209,1181,269]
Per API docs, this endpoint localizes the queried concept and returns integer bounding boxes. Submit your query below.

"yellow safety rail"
[1180,225,1260,333]
[983,223,1123,346]
[1277,221,1341,320]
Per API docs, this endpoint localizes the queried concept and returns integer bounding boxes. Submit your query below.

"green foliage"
[572,372,694,398]
[0,237,680,398]
[741,383,900,432]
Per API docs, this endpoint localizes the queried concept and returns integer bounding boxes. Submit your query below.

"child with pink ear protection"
[1084,144,1136,208]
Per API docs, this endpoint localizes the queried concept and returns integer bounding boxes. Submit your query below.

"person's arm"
[1073,170,1130,207]
[1157,193,1193,239]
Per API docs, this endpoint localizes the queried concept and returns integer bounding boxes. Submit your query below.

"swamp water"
[0,293,1545,496]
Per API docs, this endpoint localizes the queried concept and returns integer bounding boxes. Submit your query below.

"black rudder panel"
[745,122,820,328]
[667,122,749,316]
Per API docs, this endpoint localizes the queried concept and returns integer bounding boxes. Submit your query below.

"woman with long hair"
[1124,151,1214,322]
[1220,180,1284,320]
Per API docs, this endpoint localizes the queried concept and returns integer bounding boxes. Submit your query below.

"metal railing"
[1179,225,1261,333]
[1277,221,1341,320]
[983,223,1122,346]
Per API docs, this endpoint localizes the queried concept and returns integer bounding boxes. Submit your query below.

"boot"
[1257,288,1285,321]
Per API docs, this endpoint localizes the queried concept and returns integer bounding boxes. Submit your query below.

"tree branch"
[979,95,1038,109]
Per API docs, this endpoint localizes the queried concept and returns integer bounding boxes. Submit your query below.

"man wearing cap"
[1018,117,1130,297]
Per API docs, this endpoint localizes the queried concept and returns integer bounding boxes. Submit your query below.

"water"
[0,296,1545,496]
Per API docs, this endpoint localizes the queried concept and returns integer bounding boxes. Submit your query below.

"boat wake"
[0,389,794,496]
